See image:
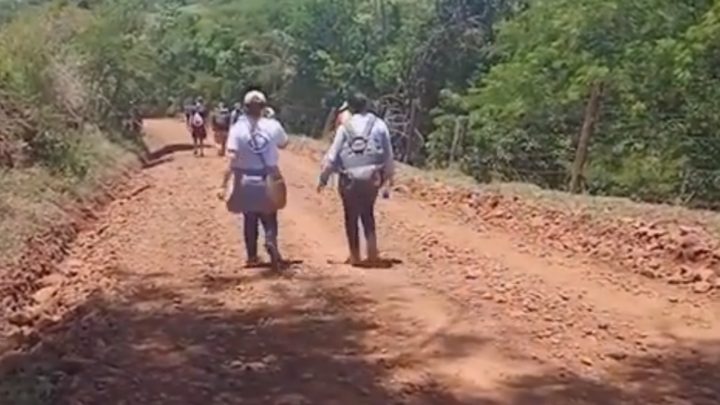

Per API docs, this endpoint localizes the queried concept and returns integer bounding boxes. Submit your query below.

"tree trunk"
[569,82,604,193]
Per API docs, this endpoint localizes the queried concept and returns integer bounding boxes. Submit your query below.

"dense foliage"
[429,0,720,208]
[0,0,151,177]
[3,0,720,207]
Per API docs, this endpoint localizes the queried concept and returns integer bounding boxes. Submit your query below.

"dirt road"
[4,118,720,405]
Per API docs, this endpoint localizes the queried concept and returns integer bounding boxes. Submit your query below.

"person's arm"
[273,121,289,149]
[220,124,241,190]
[220,166,233,193]
[209,111,216,130]
[319,126,345,186]
[377,121,395,184]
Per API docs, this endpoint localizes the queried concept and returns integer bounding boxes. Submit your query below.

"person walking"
[263,106,276,119]
[211,102,232,156]
[230,101,243,125]
[219,90,289,269]
[335,101,351,128]
[317,92,394,265]
[186,96,208,156]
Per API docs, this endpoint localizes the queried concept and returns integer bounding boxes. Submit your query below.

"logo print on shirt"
[248,130,271,153]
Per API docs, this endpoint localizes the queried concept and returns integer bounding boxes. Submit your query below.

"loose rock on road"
[5,118,720,405]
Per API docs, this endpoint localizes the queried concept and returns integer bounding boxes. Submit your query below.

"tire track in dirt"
[2,119,718,405]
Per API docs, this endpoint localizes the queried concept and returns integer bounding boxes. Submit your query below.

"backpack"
[231,109,243,124]
[191,111,204,127]
[338,115,386,184]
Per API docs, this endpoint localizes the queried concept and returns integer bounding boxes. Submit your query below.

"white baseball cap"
[243,90,267,105]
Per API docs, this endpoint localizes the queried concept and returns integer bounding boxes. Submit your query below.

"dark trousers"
[242,212,279,259]
[338,176,379,256]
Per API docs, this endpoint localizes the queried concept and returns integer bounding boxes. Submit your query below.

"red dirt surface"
[399,181,720,294]
[1,119,720,405]
[292,137,720,296]
[0,162,141,351]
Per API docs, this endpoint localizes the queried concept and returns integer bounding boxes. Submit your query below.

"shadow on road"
[242,259,305,270]
[0,279,482,405]
[352,257,403,269]
[0,277,718,405]
[141,143,214,169]
[486,341,720,405]
[325,257,404,269]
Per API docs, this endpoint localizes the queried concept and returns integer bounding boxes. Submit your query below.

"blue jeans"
[242,212,279,259]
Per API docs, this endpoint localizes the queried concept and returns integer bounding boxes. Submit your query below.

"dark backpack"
[231,108,243,124]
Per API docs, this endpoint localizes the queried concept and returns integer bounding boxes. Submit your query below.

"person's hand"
[316,173,328,193]
[216,187,226,201]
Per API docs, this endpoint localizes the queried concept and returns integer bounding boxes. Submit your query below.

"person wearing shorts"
[186,97,208,156]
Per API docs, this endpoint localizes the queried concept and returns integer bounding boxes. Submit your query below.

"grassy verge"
[0,127,145,405]
[0,128,143,267]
